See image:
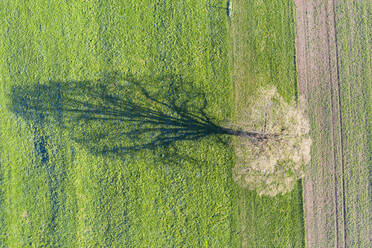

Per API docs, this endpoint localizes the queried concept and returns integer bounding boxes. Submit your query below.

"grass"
[0,0,304,247]
[230,0,304,247]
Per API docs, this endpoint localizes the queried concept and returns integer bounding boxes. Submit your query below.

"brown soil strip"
[294,0,346,247]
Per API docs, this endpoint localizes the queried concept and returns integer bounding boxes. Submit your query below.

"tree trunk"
[221,128,279,141]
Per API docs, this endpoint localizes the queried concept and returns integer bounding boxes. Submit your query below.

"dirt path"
[294,0,346,247]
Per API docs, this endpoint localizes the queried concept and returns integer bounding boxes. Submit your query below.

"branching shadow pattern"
[11,73,242,158]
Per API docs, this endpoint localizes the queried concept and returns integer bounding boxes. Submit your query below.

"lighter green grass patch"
[230,0,304,247]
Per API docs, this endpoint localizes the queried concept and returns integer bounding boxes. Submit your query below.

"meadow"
[0,0,303,247]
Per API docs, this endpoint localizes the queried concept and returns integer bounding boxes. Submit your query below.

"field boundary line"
[294,1,314,247]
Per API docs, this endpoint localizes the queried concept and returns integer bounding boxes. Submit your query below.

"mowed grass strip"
[230,0,304,247]
[0,0,239,247]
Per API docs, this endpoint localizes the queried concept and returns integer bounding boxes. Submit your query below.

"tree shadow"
[10,72,241,159]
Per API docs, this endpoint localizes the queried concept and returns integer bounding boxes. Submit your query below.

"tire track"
[325,0,346,247]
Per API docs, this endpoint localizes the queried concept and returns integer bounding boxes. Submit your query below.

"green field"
[0,0,304,247]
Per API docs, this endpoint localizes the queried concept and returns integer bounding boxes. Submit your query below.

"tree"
[232,86,311,196]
